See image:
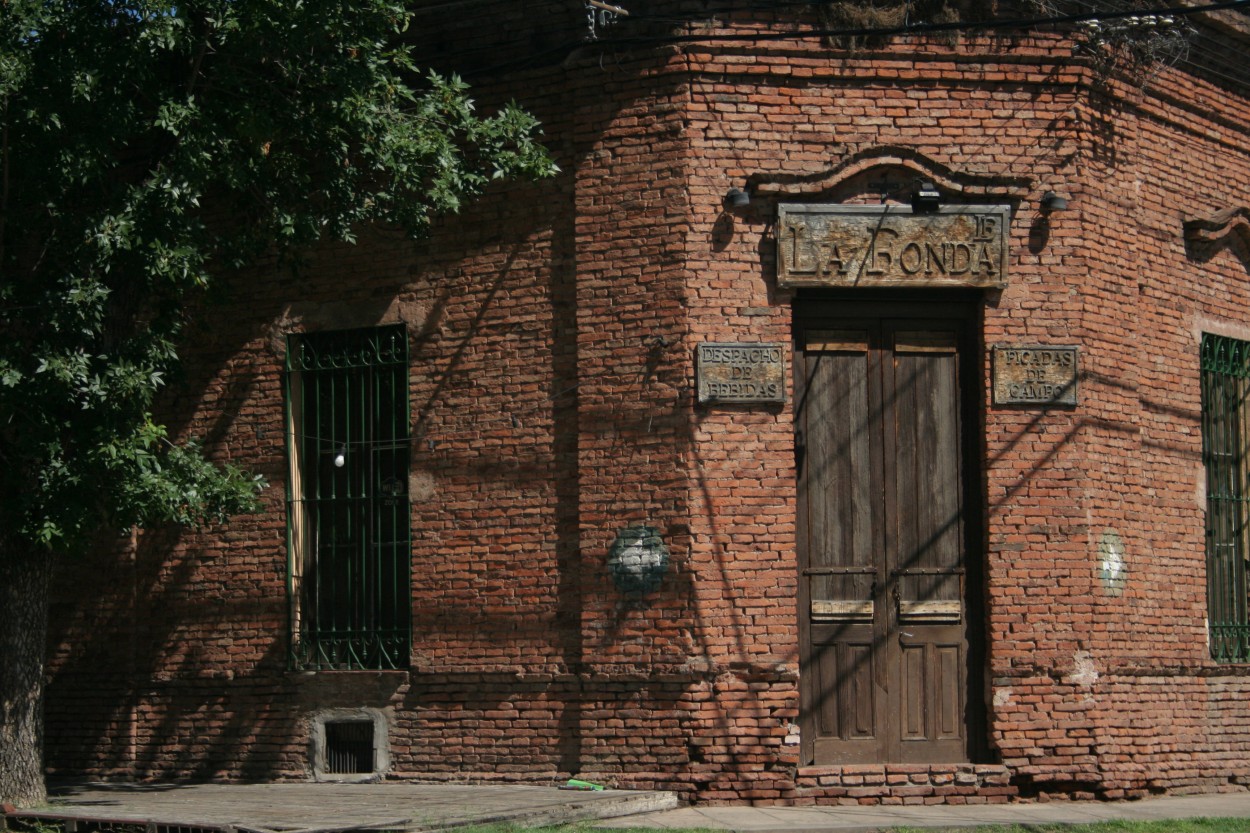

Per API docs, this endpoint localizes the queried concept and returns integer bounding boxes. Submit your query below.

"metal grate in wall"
[325,719,376,774]
[1201,332,1250,663]
[285,325,411,671]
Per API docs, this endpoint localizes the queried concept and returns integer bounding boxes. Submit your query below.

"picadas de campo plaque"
[777,204,1010,289]
[992,345,1079,406]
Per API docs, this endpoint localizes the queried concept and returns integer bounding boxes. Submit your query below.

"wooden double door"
[795,300,984,765]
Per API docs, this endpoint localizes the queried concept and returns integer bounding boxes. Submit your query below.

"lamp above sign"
[776,203,1010,290]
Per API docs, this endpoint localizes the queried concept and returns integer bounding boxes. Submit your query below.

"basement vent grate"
[325,719,375,774]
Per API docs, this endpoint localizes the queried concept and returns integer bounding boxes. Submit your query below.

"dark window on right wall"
[1200,332,1250,662]
[285,325,411,671]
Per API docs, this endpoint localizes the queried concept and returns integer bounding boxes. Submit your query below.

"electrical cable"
[1180,27,1250,84]
[409,0,1250,104]
[593,0,1250,46]
[435,0,1250,80]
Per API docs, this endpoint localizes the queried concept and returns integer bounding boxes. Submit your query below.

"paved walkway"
[597,791,1250,831]
[7,782,1250,833]
[10,781,678,833]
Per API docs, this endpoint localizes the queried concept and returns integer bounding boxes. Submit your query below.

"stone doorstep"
[792,763,1016,803]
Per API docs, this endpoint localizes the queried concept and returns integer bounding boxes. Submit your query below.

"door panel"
[810,626,882,763]
[890,327,967,761]
[898,627,968,760]
[797,303,981,765]
[805,329,875,603]
[894,335,963,590]
[938,644,963,737]
[799,328,886,763]
[901,643,928,739]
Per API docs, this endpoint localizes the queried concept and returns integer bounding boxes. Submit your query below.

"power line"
[432,0,1250,90]
[593,0,1250,46]
[409,0,515,15]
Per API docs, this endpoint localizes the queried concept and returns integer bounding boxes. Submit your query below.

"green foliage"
[0,0,557,551]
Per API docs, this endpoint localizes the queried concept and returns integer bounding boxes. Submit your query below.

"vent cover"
[312,708,389,780]
[325,720,375,774]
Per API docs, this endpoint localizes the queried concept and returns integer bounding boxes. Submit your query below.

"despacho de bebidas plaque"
[697,343,786,404]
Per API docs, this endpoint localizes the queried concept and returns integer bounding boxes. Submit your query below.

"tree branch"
[186,30,212,98]
[1,95,10,269]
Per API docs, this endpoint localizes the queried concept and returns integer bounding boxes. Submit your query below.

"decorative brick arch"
[1183,206,1250,271]
[746,145,1034,204]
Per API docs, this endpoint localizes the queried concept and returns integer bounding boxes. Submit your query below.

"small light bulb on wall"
[333,448,346,468]
[724,187,750,211]
[1040,191,1069,213]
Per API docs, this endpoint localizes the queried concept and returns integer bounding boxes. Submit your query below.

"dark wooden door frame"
[794,294,989,766]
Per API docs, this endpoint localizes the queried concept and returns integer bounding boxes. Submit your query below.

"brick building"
[43,0,1250,804]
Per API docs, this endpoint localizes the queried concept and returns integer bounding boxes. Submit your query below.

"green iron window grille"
[285,325,411,671]
[1201,332,1250,663]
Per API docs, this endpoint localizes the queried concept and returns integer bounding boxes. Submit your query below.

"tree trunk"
[0,540,51,808]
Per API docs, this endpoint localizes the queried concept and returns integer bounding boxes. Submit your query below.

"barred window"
[1200,332,1250,663]
[285,325,410,671]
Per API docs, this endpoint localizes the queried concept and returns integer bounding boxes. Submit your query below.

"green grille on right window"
[1201,332,1250,663]
[285,325,411,671]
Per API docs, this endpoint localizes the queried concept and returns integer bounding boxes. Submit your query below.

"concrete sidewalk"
[596,791,1250,831]
[7,782,1250,833]
[7,781,679,833]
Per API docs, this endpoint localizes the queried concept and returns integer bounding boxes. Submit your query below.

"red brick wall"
[44,3,1250,803]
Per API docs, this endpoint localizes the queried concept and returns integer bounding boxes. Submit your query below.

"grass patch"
[10,816,1248,833]
[889,822,1250,833]
[453,820,1250,833]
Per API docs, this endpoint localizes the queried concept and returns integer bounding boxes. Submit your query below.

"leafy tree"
[0,0,556,807]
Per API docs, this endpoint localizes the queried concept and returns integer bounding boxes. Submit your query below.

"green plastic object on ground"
[564,779,606,791]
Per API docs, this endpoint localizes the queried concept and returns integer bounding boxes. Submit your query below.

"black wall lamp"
[724,187,750,211]
[911,181,941,213]
[1040,191,1069,213]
